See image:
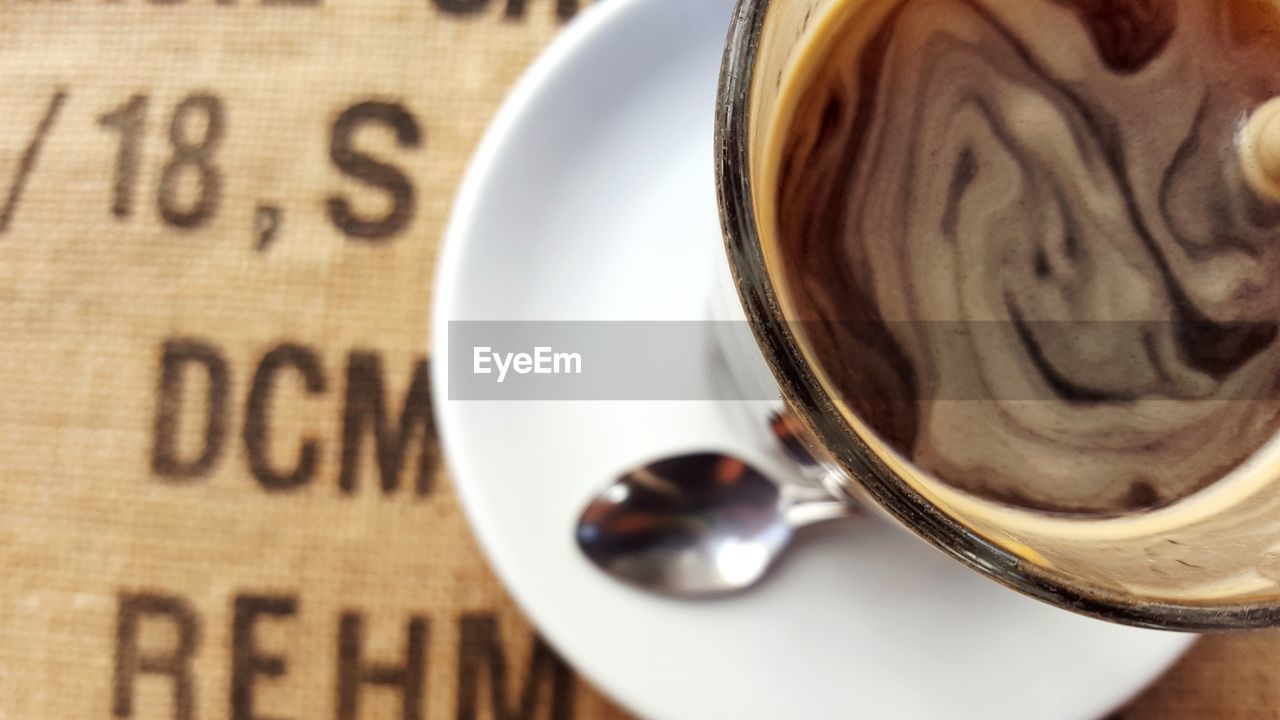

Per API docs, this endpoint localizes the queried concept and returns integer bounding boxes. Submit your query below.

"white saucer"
[431,0,1195,717]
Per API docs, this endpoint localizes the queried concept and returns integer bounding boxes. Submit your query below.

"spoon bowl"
[576,453,852,597]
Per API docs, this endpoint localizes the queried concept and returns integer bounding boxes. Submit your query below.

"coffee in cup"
[762,0,1280,515]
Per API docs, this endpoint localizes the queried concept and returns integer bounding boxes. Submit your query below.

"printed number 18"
[99,94,225,230]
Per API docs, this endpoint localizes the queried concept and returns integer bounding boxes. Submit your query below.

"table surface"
[0,2,1273,718]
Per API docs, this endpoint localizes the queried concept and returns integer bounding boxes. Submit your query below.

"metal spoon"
[575,452,857,597]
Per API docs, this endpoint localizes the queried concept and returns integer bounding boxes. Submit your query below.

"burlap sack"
[0,1,1271,718]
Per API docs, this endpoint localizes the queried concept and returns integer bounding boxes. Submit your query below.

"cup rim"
[712,0,1280,631]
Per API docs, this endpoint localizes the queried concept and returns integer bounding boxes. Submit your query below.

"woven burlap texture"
[0,2,1272,719]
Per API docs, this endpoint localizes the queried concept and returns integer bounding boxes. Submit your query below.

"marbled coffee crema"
[769,0,1280,514]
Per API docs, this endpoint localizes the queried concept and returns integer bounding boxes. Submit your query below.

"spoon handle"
[784,476,860,528]
[785,498,858,529]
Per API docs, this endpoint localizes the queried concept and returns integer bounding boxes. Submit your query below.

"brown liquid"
[769,0,1280,515]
